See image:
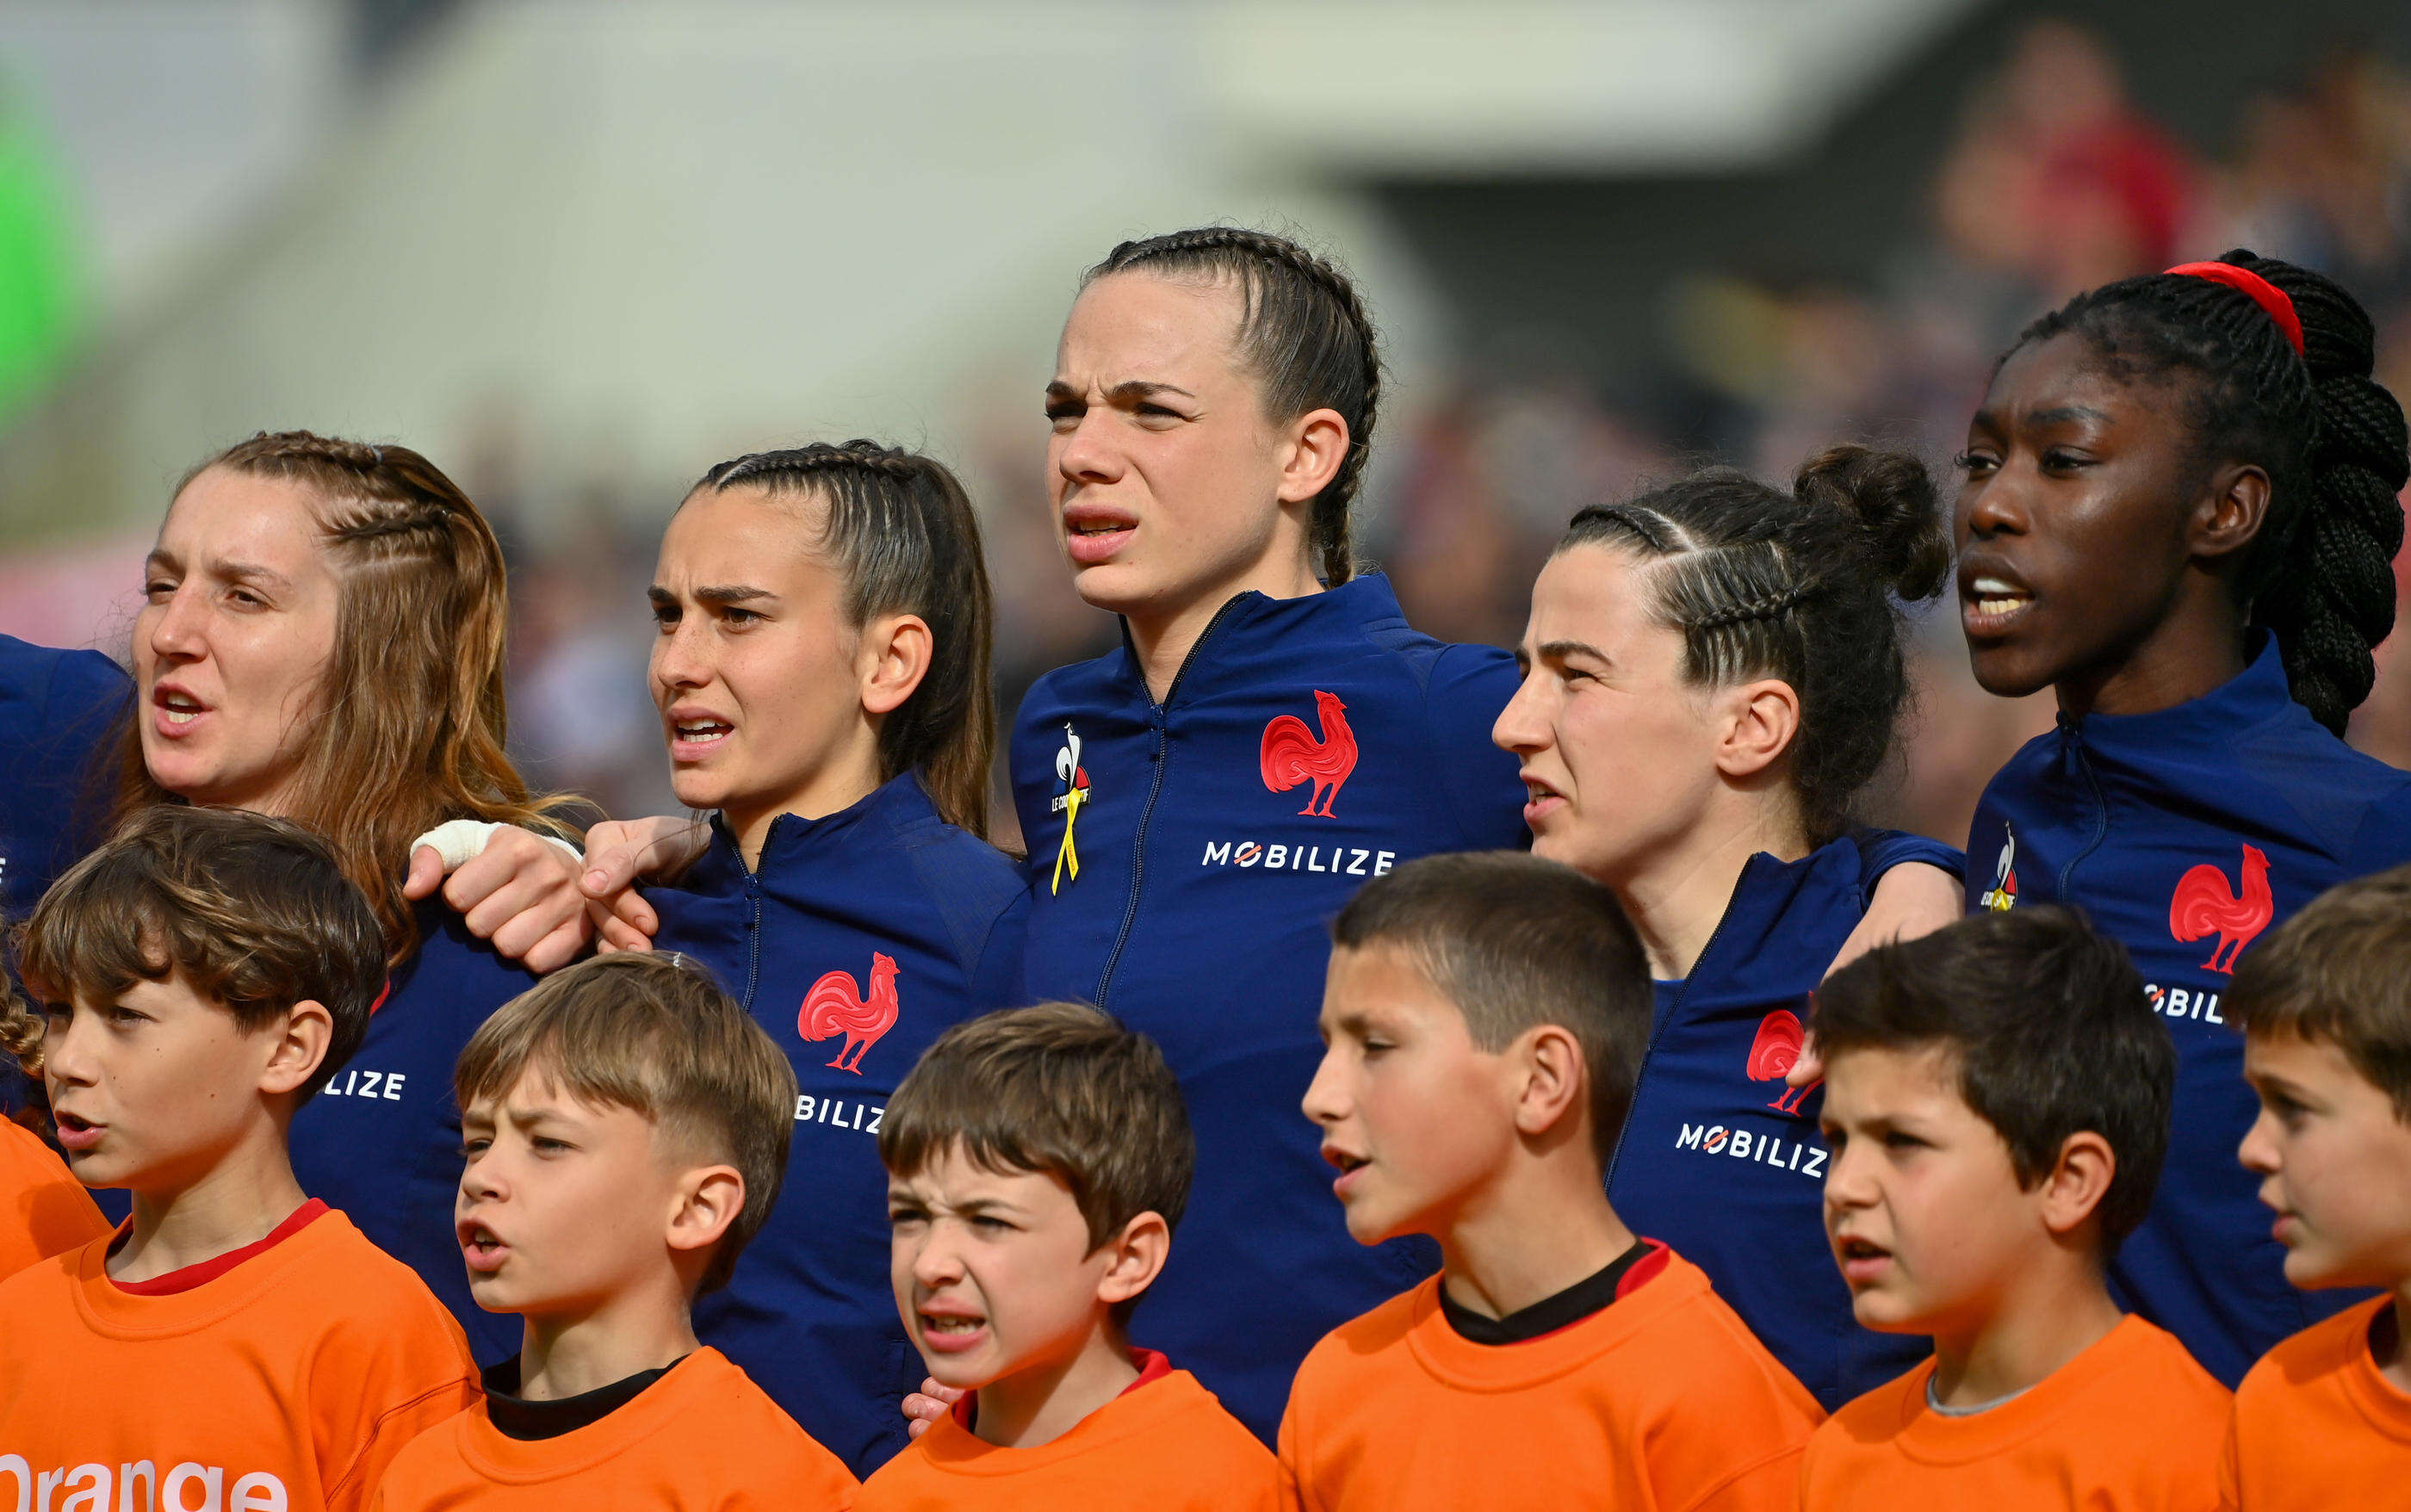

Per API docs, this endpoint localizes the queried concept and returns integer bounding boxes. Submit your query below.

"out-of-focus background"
[3,0,2408,850]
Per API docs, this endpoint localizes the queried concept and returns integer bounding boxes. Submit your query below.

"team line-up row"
[0,224,2407,1510]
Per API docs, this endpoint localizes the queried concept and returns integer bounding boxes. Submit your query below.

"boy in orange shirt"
[368,951,856,1509]
[0,806,479,1512]
[858,1001,1283,1509]
[2221,863,2411,1510]
[1281,852,1823,1511]
[0,970,108,1275]
[1801,907,2228,1509]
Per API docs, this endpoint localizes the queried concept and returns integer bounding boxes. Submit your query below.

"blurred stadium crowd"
[452,20,2411,850]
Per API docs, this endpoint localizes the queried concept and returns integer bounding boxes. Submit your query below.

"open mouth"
[1959,573,2036,636]
[52,1112,101,1151]
[458,1221,510,1271]
[672,720,732,745]
[1321,1145,1372,1198]
[1834,1234,1893,1281]
[915,1308,990,1353]
[1061,508,1138,564]
[153,688,206,728]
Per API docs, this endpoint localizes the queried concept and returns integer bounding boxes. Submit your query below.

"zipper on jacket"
[741,867,765,1010]
[2055,718,2112,900]
[1094,596,1246,1006]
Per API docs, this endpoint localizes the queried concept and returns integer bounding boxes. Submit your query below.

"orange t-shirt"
[1279,1247,1823,1512]
[857,1362,1283,1510]
[2220,1294,2411,1511]
[1801,1314,2228,1511]
[0,1205,479,1512]
[368,1346,854,1511]
[0,1119,108,1279]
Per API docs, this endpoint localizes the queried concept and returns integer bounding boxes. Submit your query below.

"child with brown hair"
[0,962,108,1276]
[369,952,855,1509]
[2222,863,2411,1509]
[1282,851,1821,1510]
[0,805,477,1512]
[1801,908,2228,1508]
[858,1002,1280,1509]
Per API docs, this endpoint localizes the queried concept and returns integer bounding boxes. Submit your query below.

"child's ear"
[667,1164,747,1256]
[2038,1130,2117,1239]
[2191,461,2272,564]
[1094,1210,1172,1311]
[1511,1024,1589,1143]
[858,612,934,718]
[1711,679,1801,781]
[257,1000,332,1099]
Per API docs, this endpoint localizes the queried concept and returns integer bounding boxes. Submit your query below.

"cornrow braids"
[1559,446,1949,843]
[119,431,577,965]
[1087,227,1383,587]
[695,440,996,840]
[2011,250,2410,733]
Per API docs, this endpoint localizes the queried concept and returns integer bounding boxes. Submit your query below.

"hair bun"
[1792,444,1949,602]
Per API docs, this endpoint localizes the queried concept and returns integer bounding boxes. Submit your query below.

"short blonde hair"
[455,952,796,1292]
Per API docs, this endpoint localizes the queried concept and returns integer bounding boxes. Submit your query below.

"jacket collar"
[2061,631,2297,752]
[1107,573,1410,707]
[692,770,934,883]
[1673,836,1869,1012]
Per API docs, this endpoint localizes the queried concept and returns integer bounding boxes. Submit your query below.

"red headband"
[2165,261,2304,356]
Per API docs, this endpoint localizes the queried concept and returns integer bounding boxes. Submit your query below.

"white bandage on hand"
[409,820,584,872]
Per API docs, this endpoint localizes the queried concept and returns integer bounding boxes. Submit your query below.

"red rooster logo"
[1261,690,1360,817]
[798,952,901,1075]
[1747,1009,1815,1115]
[2169,844,2274,974]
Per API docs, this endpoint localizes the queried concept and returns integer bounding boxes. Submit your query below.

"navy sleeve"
[965,887,1032,1011]
[1,641,133,920]
[1853,827,1967,888]
[1422,642,1529,851]
[2345,778,2411,877]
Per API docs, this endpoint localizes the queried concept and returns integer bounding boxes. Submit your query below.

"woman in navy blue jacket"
[1493,444,1959,1409]
[1950,252,2411,1385]
[634,442,1024,1476]
[89,430,593,1361]
[999,226,1961,1441]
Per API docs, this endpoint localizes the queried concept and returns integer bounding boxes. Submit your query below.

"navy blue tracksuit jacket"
[648,772,1026,1478]
[1608,835,1944,1410]
[289,901,537,1361]
[1967,634,2411,1385]
[0,635,128,927]
[1,637,131,1118]
[1009,574,1531,1441]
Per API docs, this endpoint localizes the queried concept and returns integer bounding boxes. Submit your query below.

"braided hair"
[118,430,574,965]
[695,440,995,840]
[1559,446,1950,844]
[2012,250,2410,733]
[1085,227,1383,587]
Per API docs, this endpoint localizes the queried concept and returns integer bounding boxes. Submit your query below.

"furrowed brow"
[1102,381,1197,405]
[691,585,776,607]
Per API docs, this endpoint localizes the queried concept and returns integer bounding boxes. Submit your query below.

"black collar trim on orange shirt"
[480,1354,687,1441]
[1439,1238,1651,1345]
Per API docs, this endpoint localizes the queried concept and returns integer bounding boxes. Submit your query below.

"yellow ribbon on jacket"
[1051,788,1085,895]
